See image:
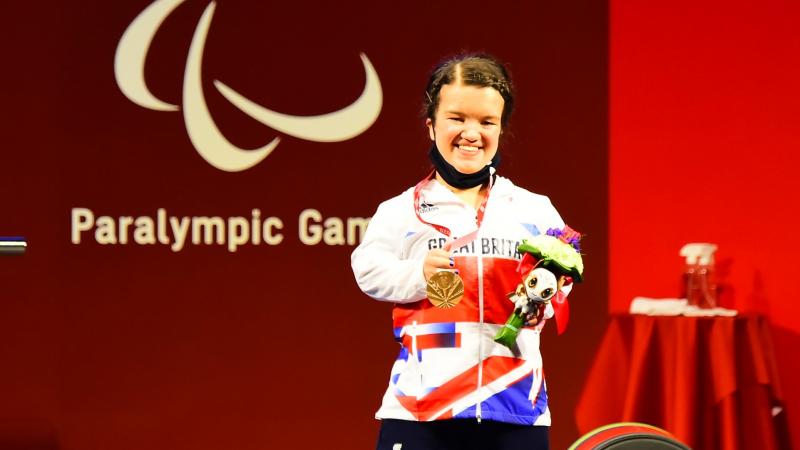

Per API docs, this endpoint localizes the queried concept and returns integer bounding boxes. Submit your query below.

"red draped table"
[575,315,787,450]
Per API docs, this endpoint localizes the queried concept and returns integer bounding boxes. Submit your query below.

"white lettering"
[263,217,283,245]
[251,208,262,245]
[192,216,225,245]
[299,209,369,246]
[170,216,191,252]
[347,217,370,245]
[119,216,134,244]
[71,208,94,244]
[227,217,248,252]
[95,216,117,245]
[68,208,363,250]
[299,208,323,245]
[323,217,345,245]
[157,208,170,244]
[134,216,156,244]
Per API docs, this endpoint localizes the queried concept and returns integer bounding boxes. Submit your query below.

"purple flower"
[546,228,563,238]
[545,227,581,253]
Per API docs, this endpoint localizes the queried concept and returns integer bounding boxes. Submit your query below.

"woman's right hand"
[423,247,456,281]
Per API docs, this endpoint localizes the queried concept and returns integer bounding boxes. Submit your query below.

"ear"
[426,118,435,141]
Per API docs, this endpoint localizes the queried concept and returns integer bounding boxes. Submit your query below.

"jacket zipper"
[476,235,484,423]
[411,321,420,389]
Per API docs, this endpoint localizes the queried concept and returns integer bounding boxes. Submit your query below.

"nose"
[461,123,480,141]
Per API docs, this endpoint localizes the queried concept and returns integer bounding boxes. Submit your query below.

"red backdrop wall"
[610,0,800,447]
[0,1,607,449]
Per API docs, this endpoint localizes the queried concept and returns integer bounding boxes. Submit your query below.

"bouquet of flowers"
[494,226,584,348]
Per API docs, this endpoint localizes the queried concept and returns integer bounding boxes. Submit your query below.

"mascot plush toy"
[495,226,584,348]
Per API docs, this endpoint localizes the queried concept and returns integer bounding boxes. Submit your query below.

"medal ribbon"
[413,170,492,249]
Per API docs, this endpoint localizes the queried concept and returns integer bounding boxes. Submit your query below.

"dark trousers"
[376,419,550,450]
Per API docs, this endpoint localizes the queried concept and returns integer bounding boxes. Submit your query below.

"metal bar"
[0,237,27,255]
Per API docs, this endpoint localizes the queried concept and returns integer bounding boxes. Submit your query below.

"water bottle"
[680,243,718,309]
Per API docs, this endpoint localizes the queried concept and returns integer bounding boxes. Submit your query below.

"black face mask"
[428,143,501,189]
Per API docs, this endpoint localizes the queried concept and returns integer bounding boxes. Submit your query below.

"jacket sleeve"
[351,199,428,304]
[539,196,567,236]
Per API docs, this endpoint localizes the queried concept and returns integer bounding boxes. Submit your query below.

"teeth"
[459,145,480,151]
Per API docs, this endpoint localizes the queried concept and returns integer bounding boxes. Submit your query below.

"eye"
[541,288,554,299]
[527,277,537,288]
[448,117,464,122]
[482,121,496,126]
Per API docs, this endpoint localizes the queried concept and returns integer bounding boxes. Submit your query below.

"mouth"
[455,144,482,155]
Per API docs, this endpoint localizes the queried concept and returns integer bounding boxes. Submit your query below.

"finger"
[426,251,455,267]
[426,255,453,268]
[431,248,453,260]
[424,259,456,281]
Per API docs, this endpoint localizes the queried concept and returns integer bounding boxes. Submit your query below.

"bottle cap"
[679,243,717,265]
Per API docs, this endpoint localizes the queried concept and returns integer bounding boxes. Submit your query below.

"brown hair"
[424,53,515,127]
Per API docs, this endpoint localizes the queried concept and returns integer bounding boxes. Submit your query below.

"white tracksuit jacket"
[351,176,568,425]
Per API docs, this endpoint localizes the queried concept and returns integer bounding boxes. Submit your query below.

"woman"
[351,54,569,450]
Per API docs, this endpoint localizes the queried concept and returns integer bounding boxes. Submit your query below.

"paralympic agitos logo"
[114,0,383,172]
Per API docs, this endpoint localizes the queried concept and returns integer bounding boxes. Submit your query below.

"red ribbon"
[413,170,492,248]
[552,290,570,335]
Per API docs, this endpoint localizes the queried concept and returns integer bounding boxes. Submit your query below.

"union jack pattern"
[378,256,553,425]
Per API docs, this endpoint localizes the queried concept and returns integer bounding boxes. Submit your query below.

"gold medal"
[426,271,464,308]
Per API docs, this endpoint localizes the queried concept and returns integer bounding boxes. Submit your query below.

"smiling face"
[426,82,504,175]
[523,267,559,303]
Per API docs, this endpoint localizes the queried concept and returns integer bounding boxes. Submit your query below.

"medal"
[426,271,465,308]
